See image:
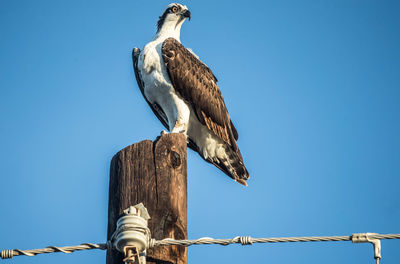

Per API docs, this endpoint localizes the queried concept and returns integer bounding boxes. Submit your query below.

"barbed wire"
[1,233,399,260]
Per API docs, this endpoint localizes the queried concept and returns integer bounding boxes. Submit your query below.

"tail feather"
[218,145,249,186]
[188,138,250,186]
[206,143,249,186]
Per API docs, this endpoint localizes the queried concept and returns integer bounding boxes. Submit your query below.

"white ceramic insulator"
[113,212,148,253]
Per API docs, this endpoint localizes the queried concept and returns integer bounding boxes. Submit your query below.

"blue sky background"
[0,0,399,263]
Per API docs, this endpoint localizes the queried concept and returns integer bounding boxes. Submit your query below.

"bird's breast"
[139,41,174,104]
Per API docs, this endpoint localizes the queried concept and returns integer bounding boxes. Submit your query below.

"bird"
[132,3,250,185]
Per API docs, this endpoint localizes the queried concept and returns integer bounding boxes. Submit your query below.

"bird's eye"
[171,6,178,13]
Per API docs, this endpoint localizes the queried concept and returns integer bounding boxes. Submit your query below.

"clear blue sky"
[0,1,399,263]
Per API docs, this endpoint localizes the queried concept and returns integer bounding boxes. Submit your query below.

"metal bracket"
[123,246,146,264]
[352,233,381,264]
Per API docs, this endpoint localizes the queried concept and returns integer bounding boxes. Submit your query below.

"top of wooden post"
[107,133,187,264]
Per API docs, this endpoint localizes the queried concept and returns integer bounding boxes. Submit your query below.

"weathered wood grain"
[106,133,187,264]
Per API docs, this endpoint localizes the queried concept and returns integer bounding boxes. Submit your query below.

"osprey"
[133,3,249,185]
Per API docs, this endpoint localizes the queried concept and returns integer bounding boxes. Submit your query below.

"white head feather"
[155,3,191,41]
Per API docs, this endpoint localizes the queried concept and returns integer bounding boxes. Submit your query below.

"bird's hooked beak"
[181,9,191,21]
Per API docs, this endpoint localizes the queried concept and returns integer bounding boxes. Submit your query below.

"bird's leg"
[171,118,188,135]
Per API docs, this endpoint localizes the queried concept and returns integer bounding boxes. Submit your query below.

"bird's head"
[157,3,191,34]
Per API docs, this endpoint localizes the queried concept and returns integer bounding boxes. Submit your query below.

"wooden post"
[106,133,187,264]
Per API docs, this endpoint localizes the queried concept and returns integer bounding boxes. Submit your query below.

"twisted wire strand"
[2,233,400,259]
[1,243,107,259]
[372,234,400,240]
[151,233,400,247]
[151,235,352,247]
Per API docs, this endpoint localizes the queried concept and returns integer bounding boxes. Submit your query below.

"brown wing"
[161,38,239,150]
[132,47,169,129]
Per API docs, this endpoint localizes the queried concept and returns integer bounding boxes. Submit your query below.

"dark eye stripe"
[157,5,181,32]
